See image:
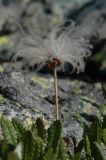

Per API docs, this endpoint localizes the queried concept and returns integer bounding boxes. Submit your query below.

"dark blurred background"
[0,0,106,81]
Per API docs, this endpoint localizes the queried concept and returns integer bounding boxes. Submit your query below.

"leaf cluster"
[0,116,77,160]
[0,109,106,160]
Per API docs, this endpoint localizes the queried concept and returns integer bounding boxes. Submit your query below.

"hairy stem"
[54,66,59,120]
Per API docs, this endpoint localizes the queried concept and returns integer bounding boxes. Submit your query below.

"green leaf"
[22,131,45,160]
[1,116,18,146]
[103,129,106,146]
[48,120,62,152]
[44,148,54,160]
[8,152,21,160]
[93,142,106,160]
[84,131,91,159]
[0,95,4,105]
[57,138,70,160]
[36,118,47,142]
[102,115,106,145]
[33,137,45,160]
[98,105,105,117]
[44,120,62,160]
[22,131,35,160]
[102,83,106,99]
[75,140,83,153]
[71,153,81,160]
[74,112,84,128]
[12,118,26,141]
[0,142,9,159]
[103,115,106,129]
[89,117,102,144]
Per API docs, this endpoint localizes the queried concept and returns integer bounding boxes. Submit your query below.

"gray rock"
[52,0,106,41]
[0,72,55,120]
[0,69,106,143]
[22,2,53,37]
[0,2,23,33]
[78,1,106,39]
[52,0,95,19]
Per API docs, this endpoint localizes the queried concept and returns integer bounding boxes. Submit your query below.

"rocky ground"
[0,0,106,150]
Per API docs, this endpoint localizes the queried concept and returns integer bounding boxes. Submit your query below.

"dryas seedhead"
[13,21,93,72]
[11,21,93,120]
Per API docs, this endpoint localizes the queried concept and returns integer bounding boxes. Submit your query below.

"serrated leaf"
[103,129,106,146]
[98,105,105,116]
[102,83,106,99]
[33,137,45,160]
[102,115,106,145]
[75,140,83,153]
[36,118,47,142]
[0,142,9,159]
[48,120,62,152]
[22,131,35,160]
[93,142,106,160]
[74,112,84,128]
[44,148,53,160]
[103,115,106,129]
[12,118,26,140]
[44,120,62,160]
[22,131,45,160]
[8,151,21,160]
[71,153,81,160]
[1,116,18,146]
[89,117,102,144]
[57,138,69,160]
[84,131,91,159]
[12,118,26,141]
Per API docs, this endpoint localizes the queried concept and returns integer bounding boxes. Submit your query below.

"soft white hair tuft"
[12,21,93,73]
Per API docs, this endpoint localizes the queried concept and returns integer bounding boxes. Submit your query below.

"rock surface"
[0,0,106,148]
[0,62,106,143]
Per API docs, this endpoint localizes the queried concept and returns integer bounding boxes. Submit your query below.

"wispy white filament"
[13,21,93,73]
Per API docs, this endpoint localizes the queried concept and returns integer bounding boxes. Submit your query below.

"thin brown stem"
[53,66,59,120]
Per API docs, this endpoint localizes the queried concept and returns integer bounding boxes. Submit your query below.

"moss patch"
[31,74,52,89]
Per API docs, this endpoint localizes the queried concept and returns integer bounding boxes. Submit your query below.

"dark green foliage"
[0,113,106,160]
[88,117,102,144]
[83,117,106,160]
[12,118,26,141]
[93,142,106,160]
[0,117,71,160]
[102,115,106,145]
[91,48,106,71]
[71,153,81,160]
[57,138,70,160]
[22,131,45,160]
[102,83,106,99]
[1,116,18,146]
[47,120,61,152]
[75,106,106,160]
[36,118,47,142]
[8,152,20,160]
[103,129,106,146]
[44,148,54,160]
[84,130,91,159]
[22,131,35,160]
[74,139,83,154]
[103,115,106,128]
[44,120,63,160]
[74,112,84,128]
[0,142,9,160]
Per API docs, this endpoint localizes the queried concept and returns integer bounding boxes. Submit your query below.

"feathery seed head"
[12,21,93,73]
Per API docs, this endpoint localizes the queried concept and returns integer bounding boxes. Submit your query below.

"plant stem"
[54,66,59,120]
